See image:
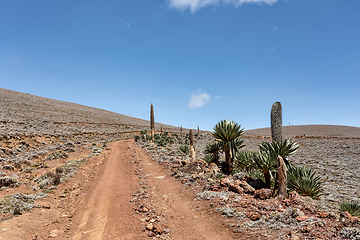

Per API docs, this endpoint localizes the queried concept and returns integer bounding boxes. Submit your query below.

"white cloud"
[121,20,131,27]
[189,90,211,109]
[167,0,278,13]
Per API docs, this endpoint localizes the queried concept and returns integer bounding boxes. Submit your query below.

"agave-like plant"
[213,120,244,175]
[204,141,222,166]
[339,201,360,217]
[259,139,299,166]
[252,150,277,188]
[203,154,215,164]
[287,165,323,199]
[234,150,256,171]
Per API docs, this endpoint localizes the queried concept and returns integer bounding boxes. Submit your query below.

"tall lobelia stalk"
[189,129,196,161]
[271,102,282,143]
[150,103,155,142]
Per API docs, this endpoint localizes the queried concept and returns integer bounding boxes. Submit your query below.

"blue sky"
[1,0,359,131]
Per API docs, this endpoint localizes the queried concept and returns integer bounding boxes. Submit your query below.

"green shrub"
[179,145,189,155]
[155,138,166,147]
[215,173,224,179]
[140,129,147,135]
[134,135,140,142]
[287,165,323,199]
[203,154,214,164]
[339,201,360,217]
[234,150,256,171]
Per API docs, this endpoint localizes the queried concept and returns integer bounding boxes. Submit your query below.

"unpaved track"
[71,140,145,239]
[71,139,236,239]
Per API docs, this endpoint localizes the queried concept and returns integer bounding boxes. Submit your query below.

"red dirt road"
[71,139,236,239]
[0,140,237,239]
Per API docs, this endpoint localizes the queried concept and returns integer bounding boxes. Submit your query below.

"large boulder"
[248,179,266,190]
[235,180,255,194]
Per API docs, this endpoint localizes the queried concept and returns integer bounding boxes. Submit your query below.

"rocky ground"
[135,132,360,239]
[0,88,360,239]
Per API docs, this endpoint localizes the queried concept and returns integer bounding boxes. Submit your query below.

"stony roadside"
[136,133,360,240]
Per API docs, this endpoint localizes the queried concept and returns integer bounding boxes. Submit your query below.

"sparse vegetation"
[287,165,323,199]
[179,144,189,155]
[212,120,244,175]
[204,141,222,166]
[339,201,360,217]
[134,135,140,142]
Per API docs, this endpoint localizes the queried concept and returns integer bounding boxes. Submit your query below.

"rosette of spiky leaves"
[204,141,222,154]
[235,150,256,171]
[339,201,360,217]
[287,165,323,199]
[204,141,222,166]
[203,154,215,164]
[213,120,244,157]
[259,139,299,167]
[212,120,244,175]
[251,151,277,188]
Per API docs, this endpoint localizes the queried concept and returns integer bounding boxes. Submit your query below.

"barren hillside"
[0,88,178,136]
[246,124,360,138]
[1,88,359,239]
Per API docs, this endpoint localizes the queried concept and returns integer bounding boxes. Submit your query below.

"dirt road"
[70,139,235,239]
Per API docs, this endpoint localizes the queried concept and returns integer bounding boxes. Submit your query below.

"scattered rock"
[48,229,61,238]
[340,211,353,220]
[228,183,243,194]
[317,211,329,218]
[295,215,309,221]
[209,185,223,192]
[3,165,14,171]
[233,172,249,181]
[13,207,21,215]
[254,189,273,200]
[220,177,230,187]
[146,224,153,231]
[152,224,163,234]
[236,180,255,194]
[249,212,262,221]
[0,176,20,187]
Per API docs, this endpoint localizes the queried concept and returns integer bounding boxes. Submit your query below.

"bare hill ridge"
[2,87,359,138]
[0,87,149,125]
[246,124,360,138]
[0,88,177,135]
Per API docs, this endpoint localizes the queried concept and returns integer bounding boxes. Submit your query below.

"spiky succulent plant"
[204,141,222,166]
[287,165,323,199]
[212,120,244,175]
[339,201,360,217]
[234,150,256,171]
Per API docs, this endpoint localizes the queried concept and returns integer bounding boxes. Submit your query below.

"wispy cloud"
[167,0,278,13]
[121,20,131,27]
[189,89,211,109]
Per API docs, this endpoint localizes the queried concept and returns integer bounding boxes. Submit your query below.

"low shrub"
[339,201,360,217]
[179,145,189,155]
[287,165,323,199]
